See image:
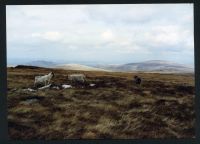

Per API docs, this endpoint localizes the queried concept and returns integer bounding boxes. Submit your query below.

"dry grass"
[7,67,195,139]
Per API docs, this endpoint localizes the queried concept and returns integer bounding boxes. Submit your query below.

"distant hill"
[13,60,194,73]
[14,65,42,69]
[95,60,194,73]
[55,64,110,72]
[25,60,57,68]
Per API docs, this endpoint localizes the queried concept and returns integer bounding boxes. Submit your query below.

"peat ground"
[7,67,195,139]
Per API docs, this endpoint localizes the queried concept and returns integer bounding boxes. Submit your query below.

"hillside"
[8,60,194,73]
[95,60,194,73]
[7,67,195,139]
[55,63,110,72]
[26,60,57,68]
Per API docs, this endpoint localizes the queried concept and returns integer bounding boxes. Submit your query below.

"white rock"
[28,88,36,92]
[62,84,72,89]
[20,99,38,105]
[53,86,60,90]
[38,84,51,90]
[90,84,96,87]
[23,88,36,92]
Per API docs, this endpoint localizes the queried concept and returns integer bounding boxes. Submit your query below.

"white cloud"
[144,25,180,46]
[142,25,193,50]
[6,4,194,65]
[101,30,115,41]
[32,31,63,41]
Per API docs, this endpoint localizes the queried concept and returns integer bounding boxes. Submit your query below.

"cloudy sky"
[6,4,194,65]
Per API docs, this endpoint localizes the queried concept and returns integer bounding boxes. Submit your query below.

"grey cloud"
[7,4,194,65]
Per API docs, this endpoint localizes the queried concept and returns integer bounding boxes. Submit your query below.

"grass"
[7,67,195,139]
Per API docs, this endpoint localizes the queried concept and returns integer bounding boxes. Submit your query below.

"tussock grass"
[7,67,195,139]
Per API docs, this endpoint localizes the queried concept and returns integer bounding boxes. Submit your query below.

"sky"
[6,4,194,66]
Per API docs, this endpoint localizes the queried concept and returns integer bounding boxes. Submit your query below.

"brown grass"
[7,67,195,139]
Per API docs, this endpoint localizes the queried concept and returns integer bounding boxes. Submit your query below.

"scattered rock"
[22,88,36,92]
[38,84,52,90]
[20,99,39,105]
[62,84,72,89]
[90,84,96,87]
[52,86,60,90]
